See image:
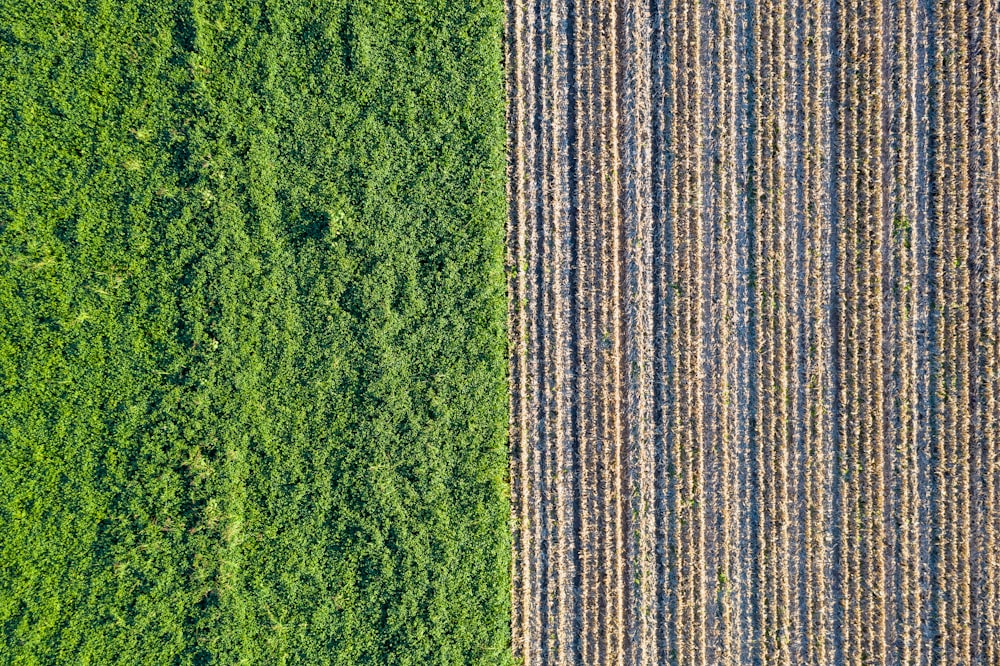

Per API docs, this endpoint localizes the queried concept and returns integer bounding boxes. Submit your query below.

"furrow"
[597,54,618,663]
[969,0,999,657]
[845,0,864,653]
[930,0,973,660]
[774,0,794,656]
[602,40,622,661]
[692,0,708,659]
[605,0,628,662]
[886,0,923,657]
[671,0,696,658]
[676,0,707,658]
[507,0,529,654]
[831,0,862,660]
[648,0,673,662]
[521,0,547,661]
[955,0,974,659]
[548,0,577,659]
[981,0,1000,658]
[928,0,951,657]
[595,0,620,660]
[618,0,654,661]
[788,1,809,659]
[752,0,793,657]
[538,0,561,658]
[910,0,935,655]
[749,0,771,657]
[881,0,903,654]
[711,0,740,659]
[732,0,759,658]
[801,0,834,659]
[859,0,886,658]
[573,0,598,661]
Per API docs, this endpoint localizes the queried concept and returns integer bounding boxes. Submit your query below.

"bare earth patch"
[507,0,1000,662]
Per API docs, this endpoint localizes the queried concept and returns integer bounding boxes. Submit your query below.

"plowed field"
[507,0,1000,662]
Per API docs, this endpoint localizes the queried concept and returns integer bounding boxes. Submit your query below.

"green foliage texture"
[0,1,510,663]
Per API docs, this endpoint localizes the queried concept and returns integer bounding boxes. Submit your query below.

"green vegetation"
[0,1,510,663]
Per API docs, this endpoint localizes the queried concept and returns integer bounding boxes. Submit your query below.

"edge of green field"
[0,1,511,663]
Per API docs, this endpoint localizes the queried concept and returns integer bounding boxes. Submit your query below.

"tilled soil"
[506,0,1000,662]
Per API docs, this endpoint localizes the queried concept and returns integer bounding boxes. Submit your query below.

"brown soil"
[506,0,1000,662]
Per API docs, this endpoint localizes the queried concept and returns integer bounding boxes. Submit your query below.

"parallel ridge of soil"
[506,0,1000,662]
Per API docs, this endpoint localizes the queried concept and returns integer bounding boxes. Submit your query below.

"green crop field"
[0,1,510,663]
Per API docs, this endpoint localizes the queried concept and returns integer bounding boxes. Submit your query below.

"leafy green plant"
[0,1,510,663]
